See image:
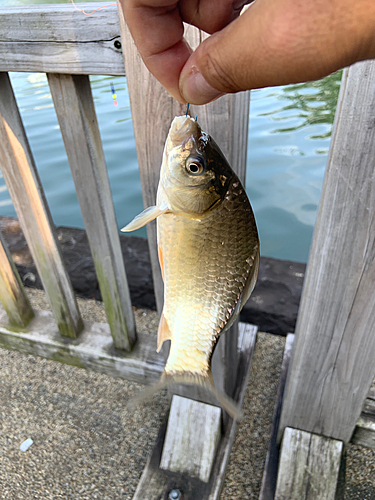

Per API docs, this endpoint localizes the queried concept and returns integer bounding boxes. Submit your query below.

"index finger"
[121,0,191,102]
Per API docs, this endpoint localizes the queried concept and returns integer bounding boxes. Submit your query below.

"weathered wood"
[259,333,295,500]
[0,72,83,338]
[351,387,375,449]
[160,396,222,483]
[118,8,182,315]
[275,427,343,500]
[48,73,136,351]
[0,306,164,385]
[0,231,34,328]
[132,323,257,500]
[119,10,251,407]
[0,4,125,75]
[352,416,375,449]
[279,60,375,444]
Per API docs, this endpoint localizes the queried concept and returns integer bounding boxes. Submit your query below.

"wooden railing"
[1,4,375,499]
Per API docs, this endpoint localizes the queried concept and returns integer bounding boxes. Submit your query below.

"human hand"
[121,0,375,105]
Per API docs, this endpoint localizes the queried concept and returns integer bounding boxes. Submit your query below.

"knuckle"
[198,43,240,93]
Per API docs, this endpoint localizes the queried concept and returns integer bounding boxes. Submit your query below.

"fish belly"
[158,185,258,377]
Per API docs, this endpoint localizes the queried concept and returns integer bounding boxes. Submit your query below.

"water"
[0,2,342,263]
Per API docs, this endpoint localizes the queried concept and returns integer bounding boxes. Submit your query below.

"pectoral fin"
[157,311,171,352]
[121,204,169,232]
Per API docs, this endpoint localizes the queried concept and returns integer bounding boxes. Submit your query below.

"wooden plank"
[279,60,375,444]
[0,72,83,338]
[118,7,182,315]
[0,4,125,75]
[160,396,222,483]
[0,306,164,386]
[0,231,34,328]
[351,416,375,449]
[351,387,375,449]
[259,333,295,500]
[275,428,343,500]
[132,323,257,500]
[48,73,136,351]
[119,10,251,407]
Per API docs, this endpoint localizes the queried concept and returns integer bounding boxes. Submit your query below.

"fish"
[122,115,259,419]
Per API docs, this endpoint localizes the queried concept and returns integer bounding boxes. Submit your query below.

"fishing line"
[70,0,119,16]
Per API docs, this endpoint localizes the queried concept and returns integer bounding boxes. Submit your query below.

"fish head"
[160,116,234,215]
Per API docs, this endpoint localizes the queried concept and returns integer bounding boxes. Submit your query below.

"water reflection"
[261,71,342,140]
[247,71,342,262]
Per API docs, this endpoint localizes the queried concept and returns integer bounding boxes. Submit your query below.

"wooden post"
[0,231,34,328]
[275,428,343,500]
[48,73,136,351]
[0,72,83,338]
[160,396,222,483]
[279,60,375,444]
[118,8,250,405]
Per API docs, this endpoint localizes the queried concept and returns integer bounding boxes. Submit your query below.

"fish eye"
[186,157,205,176]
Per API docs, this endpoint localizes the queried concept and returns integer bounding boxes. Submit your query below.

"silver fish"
[122,116,259,418]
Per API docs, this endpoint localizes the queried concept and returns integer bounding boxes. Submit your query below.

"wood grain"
[275,428,343,500]
[0,306,164,386]
[279,60,375,443]
[0,73,83,338]
[0,231,34,328]
[48,73,136,351]
[0,4,125,75]
[160,396,221,483]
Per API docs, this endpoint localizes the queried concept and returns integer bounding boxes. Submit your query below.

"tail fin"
[127,372,243,420]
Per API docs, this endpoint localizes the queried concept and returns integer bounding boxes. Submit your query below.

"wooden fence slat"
[0,72,83,338]
[118,7,181,316]
[0,231,34,328]
[48,73,136,351]
[279,60,375,444]
[118,9,251,405]
[0,4,125,75]
[275,428,343,500]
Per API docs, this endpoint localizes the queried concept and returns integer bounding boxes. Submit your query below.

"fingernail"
[180,71,224,105]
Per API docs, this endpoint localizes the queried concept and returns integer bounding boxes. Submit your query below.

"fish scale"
[159,177,257,376]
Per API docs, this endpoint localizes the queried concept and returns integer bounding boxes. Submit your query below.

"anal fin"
[157,311,172,352]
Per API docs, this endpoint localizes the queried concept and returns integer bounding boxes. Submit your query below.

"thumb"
[179,0,370,105]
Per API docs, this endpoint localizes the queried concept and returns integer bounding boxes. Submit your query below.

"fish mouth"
[168,115,200,147]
